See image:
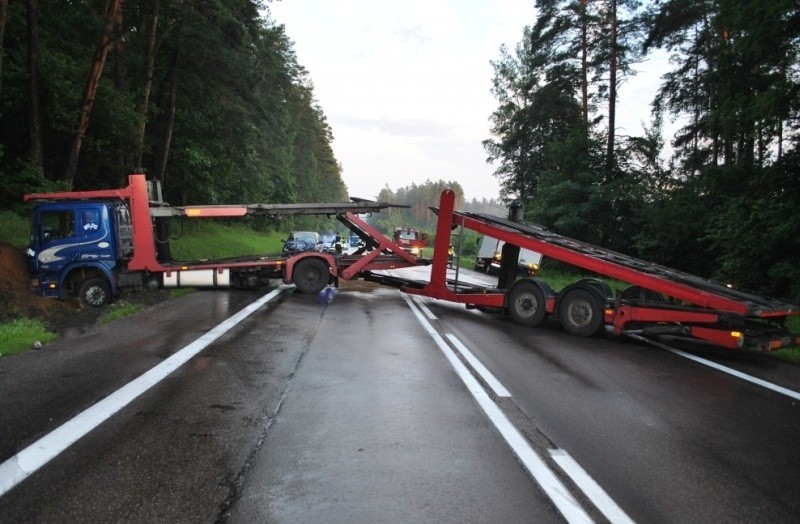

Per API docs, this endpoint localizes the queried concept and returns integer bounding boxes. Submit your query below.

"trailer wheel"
[558,288,603,337]
[508,281,547,327]
[293,258,330,294]
[77,277,111,307]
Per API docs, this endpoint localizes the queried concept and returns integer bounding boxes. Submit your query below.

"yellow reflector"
[181,266,189,270]
[185,208,202,216]
[731,331,742,338]
[49,283,56,289]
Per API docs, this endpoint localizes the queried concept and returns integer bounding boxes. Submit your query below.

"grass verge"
[98,302,146,325]
[0,318,57,357]
[0,210,31,249]
[169,220,284,260]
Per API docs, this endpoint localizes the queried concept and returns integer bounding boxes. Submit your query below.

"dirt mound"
[0,242,77,325]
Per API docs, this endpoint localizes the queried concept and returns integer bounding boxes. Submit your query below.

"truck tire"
[507,281,547,327]
[558,288,603,337]
[293,258,330,294]
[77,277,111,307]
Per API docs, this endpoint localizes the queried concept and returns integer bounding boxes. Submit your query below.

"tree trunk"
[606,0,617,173]
[0,0,8,100]
[580,0,589,125]
[26,0,44,170]
[64,0,123,187]
[113,2,126,184]
[135,0,159,168]
[155,52,179,184]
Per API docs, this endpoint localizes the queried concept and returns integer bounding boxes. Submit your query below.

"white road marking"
[550,449,636,524]
[0,286,291,498]
[671,348,800,401]
[415,298,438,320]
[627,334,800,401]
[402,294,593,524]
[445,333,511,397]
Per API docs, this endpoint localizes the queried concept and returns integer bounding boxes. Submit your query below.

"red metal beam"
[452,211,752,316]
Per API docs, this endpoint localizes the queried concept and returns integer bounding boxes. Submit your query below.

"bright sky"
[267,1,668,202]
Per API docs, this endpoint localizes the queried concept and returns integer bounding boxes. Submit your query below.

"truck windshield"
[38,211,75,242]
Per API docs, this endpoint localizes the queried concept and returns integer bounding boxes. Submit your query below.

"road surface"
[1,273,799,522]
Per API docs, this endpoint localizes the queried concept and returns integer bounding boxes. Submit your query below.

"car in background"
[282,231,321,255]
[320,232,338,253]
[349,234,362,247]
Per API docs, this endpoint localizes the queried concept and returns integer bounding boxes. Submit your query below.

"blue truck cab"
[27,200,133,306]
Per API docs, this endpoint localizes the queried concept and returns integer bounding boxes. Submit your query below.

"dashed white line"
[402,294,593,524]
[445,333,511,397]
[0,286,290,498]
[550,449,636,524]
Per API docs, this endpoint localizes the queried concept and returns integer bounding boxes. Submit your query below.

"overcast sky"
[267,1,668,202]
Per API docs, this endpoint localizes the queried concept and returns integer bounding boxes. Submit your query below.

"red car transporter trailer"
[367,189,800,353]
[24,173,421,304]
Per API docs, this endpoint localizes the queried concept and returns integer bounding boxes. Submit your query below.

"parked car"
[282,231,321,255]
[349,234,362,247]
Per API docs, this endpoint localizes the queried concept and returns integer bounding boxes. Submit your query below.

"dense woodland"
[0,0,346,218]
[1,1,799,301]
[485,0,800,302]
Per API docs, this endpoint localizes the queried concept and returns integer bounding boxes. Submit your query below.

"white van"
[474,236,542,275]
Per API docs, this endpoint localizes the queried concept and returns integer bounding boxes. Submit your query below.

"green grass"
[97,302,146,325]
[0,318,57,357]
[169,220,285,260]
[0,210,31,249]
[170,287,196,299]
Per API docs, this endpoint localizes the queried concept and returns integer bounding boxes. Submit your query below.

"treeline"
[371,180,466,234]
[0,0,347,215]
[369,181,504,258]
[485,0,800,301]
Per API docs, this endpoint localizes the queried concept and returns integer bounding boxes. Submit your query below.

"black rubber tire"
[507,281,548,327]
[619,285,664,304]
[558,288,604,337]
[293,258,330,294]
[77,277,111,307]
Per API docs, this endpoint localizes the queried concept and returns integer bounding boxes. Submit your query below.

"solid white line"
[445,333,511,397]
[550,449,635,524]
[670,348,800,401]
[0,286,290,498]
[627,334,800,401]
[401,294,593,524]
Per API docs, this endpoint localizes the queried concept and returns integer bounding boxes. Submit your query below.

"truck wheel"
[558,288,603,337]
[508,281,547,327]
[293,258,329,294]
[77,277,111,307]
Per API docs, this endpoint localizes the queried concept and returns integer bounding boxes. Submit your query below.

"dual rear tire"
[507,279,606,338]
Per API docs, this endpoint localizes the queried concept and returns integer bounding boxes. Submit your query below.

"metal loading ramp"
[451,209,799,318]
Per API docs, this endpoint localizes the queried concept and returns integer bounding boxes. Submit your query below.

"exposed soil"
[1,242,380,340]
[0,242,171,339]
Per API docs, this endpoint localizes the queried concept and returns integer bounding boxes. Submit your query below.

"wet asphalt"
[1,276,799,523]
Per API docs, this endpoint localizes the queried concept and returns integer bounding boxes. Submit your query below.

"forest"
[485,0,800,302]
[0,0,346,218]
[1,1,798,302]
